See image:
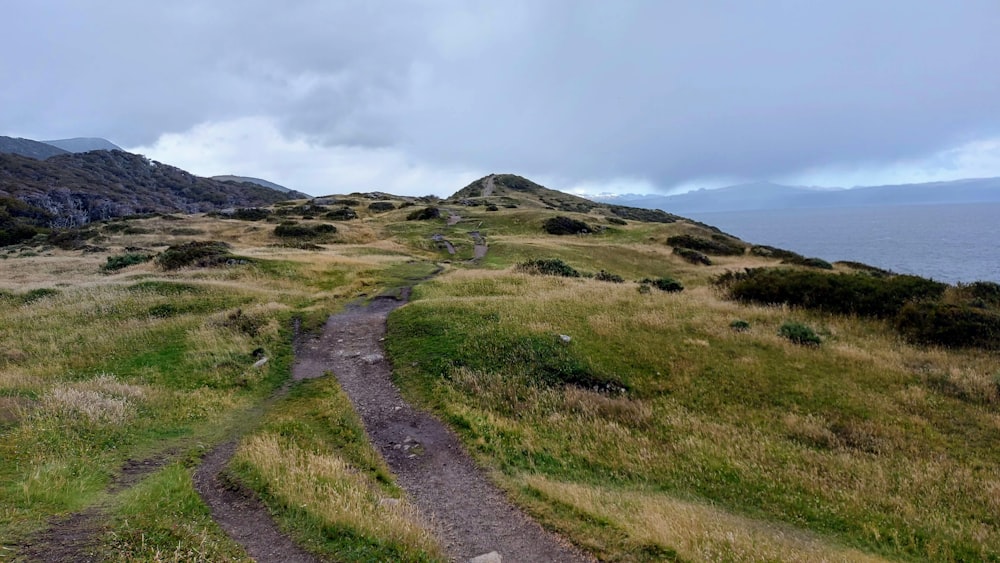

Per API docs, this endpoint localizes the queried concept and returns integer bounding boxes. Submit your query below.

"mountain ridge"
[596,177,1000,214]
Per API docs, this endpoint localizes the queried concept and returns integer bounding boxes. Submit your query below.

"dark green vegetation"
[406,207,441,221]
[325,207,359,220]
[273,221,337,239]
[667,234,745,256]
[672,247,712,265]
[542,216,592,235]
[778,321,822,346]
[640,277,685,292]
[101,252,153,272]
[156,241,237,270]
[368,202,396,212]
[719,267,1000,349]
[515,258,581,277]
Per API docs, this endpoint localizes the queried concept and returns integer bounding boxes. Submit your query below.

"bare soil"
[312,293,590,562]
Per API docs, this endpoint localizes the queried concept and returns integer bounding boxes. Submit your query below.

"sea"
[685,203,1000,284]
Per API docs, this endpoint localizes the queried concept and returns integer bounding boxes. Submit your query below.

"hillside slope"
[0,150,301,243]
[212,175,295,194]
[0,135,69,159]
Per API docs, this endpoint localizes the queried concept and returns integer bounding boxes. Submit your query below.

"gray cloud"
[3,0,998,191]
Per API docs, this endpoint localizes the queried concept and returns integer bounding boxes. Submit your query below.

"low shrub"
[367,202,396,212]
[516,258,580,278]
[331,198,360,206]
[672,247,712,265]
[594,270,624,283]
[324,207,358,221]
[231,208,271,221]
[605,216,627,225]
[779,322,821,346]
[835,260,894,277]
[957,281,1000,307]
[273,221,337,238]
[720,268,947,318]
[156,241,234,270]
[22,288,60,303]
[47,228,99,250]
[730,319,751,332]
[895,302,1000,349]
[640,277,684,293]
[485,204,499,212]
[543,216,591,235]
[750,245,802,260]
[667,234,744,256]
[102,253,153,272]
[406,207,441,221]
[783,256,834,270]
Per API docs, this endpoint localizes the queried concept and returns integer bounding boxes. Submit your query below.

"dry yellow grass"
[524,475,887,562]
[235,432,441,557]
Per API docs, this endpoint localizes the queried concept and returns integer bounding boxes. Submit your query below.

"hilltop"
[43,137,123,153]
[212,174,295,194]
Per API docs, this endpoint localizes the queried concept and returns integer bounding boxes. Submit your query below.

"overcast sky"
[3,1,999,196]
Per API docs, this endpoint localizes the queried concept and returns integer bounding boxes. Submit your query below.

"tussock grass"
[236,433,439,561]
[523,475,887,562]
[231,377,443,561]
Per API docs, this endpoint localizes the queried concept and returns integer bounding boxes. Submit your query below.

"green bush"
[273,221,336,238]
[783,256,834,270]
[750,245,802,260]
[102,253,153,272]
[720,268,947,318]
[485,204,499,212]
[156,241,234,270]
[640,277,685,293]
[22,288,60,303]
[605,216,627,225]
[779,322,821,346]
[730,319,751,332]
[895,302,1000,349]
[324,207,358,221]
[542,216,592,235]
[673,247,712,265]
[667,234,744,256]
[406,207,441,221]
[231,208,271,221]
[516,258,580,278]
[367,201,396,212]
[594,270,624,283]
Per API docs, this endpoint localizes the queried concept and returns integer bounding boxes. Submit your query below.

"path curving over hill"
[315,293,590,562]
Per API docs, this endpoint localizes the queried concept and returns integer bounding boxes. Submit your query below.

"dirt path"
[482,175,496,197]
[431,234,456,255]
[193,439,319,563]
[18,450,181,561]
[447,212,462,226]
[313,293,590,562]
[469,231,488,260]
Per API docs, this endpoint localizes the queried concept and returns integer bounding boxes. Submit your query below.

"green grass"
[387,270,1000,560]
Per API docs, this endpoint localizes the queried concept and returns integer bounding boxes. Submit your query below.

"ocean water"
[686,203,1000,284]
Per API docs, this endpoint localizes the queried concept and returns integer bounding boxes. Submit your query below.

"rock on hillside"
[0,150,302,242]
[0,136,69,159]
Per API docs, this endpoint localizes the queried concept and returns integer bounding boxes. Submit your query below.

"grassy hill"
[0,176,997,561]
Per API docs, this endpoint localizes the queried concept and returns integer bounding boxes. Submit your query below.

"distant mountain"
[596,178,1000,214]
[0,149,302,245]
[212,175,294,194]
[0,136,69,159]
[43,137,123,153]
